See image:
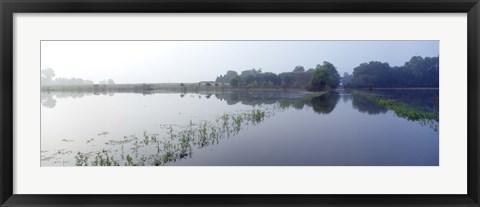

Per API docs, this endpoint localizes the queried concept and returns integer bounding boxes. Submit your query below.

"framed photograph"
[1,0,479,206]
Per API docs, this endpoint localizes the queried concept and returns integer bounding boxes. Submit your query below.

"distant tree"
[241,68,262,77]
[206,82,212,90]
[293,65,305,73]
[107,79,115,85]
[180,83,186,92]
[349,56,438,88]
[401,56,439,87]
[230,77,239,87]
[215,70,239,83]
[342,72,353,87]
[307,61,340,91]
[278,72,295,88]
[84,80,94,85]
[215,66,313,89]
[41,68,56,85]
[41,68,95,85]
[351,61,391,88]
[261,72,281,86]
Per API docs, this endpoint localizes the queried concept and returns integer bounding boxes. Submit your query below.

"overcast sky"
[41,41,439,84]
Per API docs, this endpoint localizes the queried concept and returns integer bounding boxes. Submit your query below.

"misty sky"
[41,41,439,84]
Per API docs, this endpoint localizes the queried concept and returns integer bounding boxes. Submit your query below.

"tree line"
[41,68,115,85]
[342,56,439,88]
[215,62,341,91]
[214,55,438,91]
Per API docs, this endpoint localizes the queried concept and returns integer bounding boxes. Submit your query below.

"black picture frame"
[1,0,479,206]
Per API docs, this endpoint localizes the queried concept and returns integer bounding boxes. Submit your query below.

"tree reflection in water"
[41,90,438,166]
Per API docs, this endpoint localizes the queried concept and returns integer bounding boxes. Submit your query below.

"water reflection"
[351,94,387,115]
[307,93,340,114]
[214,91,309,106]
[369,89,439,113]
[42,90,315,109]
[348,93,438,132]
[60,106,278,166]
[41,91,341,166]
[41,90,437,121]
[41,91,98,108]
[41,90,439,166]
[41,93,57,108]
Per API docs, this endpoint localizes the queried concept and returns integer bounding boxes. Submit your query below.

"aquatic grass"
[350,89,439,122]
[168,126,175,140]
[126,154,135,166]
[143,130,149,145]
[251,109,265,124]
[64,106,280,166]
[377,99,439,121]
[97,131,109,136]
[150,134,158,143]
[105,136,135,145]
[221,113,229,127]
[279,100,291,109]
[90,150,119,166]
[54,149,73,155]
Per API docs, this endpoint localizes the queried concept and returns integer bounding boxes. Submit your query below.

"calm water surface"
[41,90,439,166]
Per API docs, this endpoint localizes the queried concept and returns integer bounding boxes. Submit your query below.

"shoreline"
[40,83,439,93]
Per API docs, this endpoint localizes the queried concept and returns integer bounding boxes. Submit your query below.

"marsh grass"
[75,152,89,166]
[350,89,439,122]
[66,107,274,166]
[48,92,332,166]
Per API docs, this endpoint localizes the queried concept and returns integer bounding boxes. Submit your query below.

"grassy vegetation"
[274,91,329,109]
[350,89,439,122]
[70,107,275,166]
[53,91,335,166]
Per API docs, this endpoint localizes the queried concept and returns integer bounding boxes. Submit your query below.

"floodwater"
[40,89,439,166]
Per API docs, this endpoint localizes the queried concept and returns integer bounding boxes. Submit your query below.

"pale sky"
[41,41,439,84]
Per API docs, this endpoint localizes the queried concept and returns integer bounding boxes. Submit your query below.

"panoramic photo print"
[40,40,439,166]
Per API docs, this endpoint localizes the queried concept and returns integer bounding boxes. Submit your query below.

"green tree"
[293,65,305,73]
[349,56,438,88]
[230,78,239,87]
[342,72,353,87]
[307,61,340,91]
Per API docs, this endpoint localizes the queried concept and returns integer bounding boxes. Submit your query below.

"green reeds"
[350,89,439,122]
[75,152,89,166]
[67,107,277,166]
